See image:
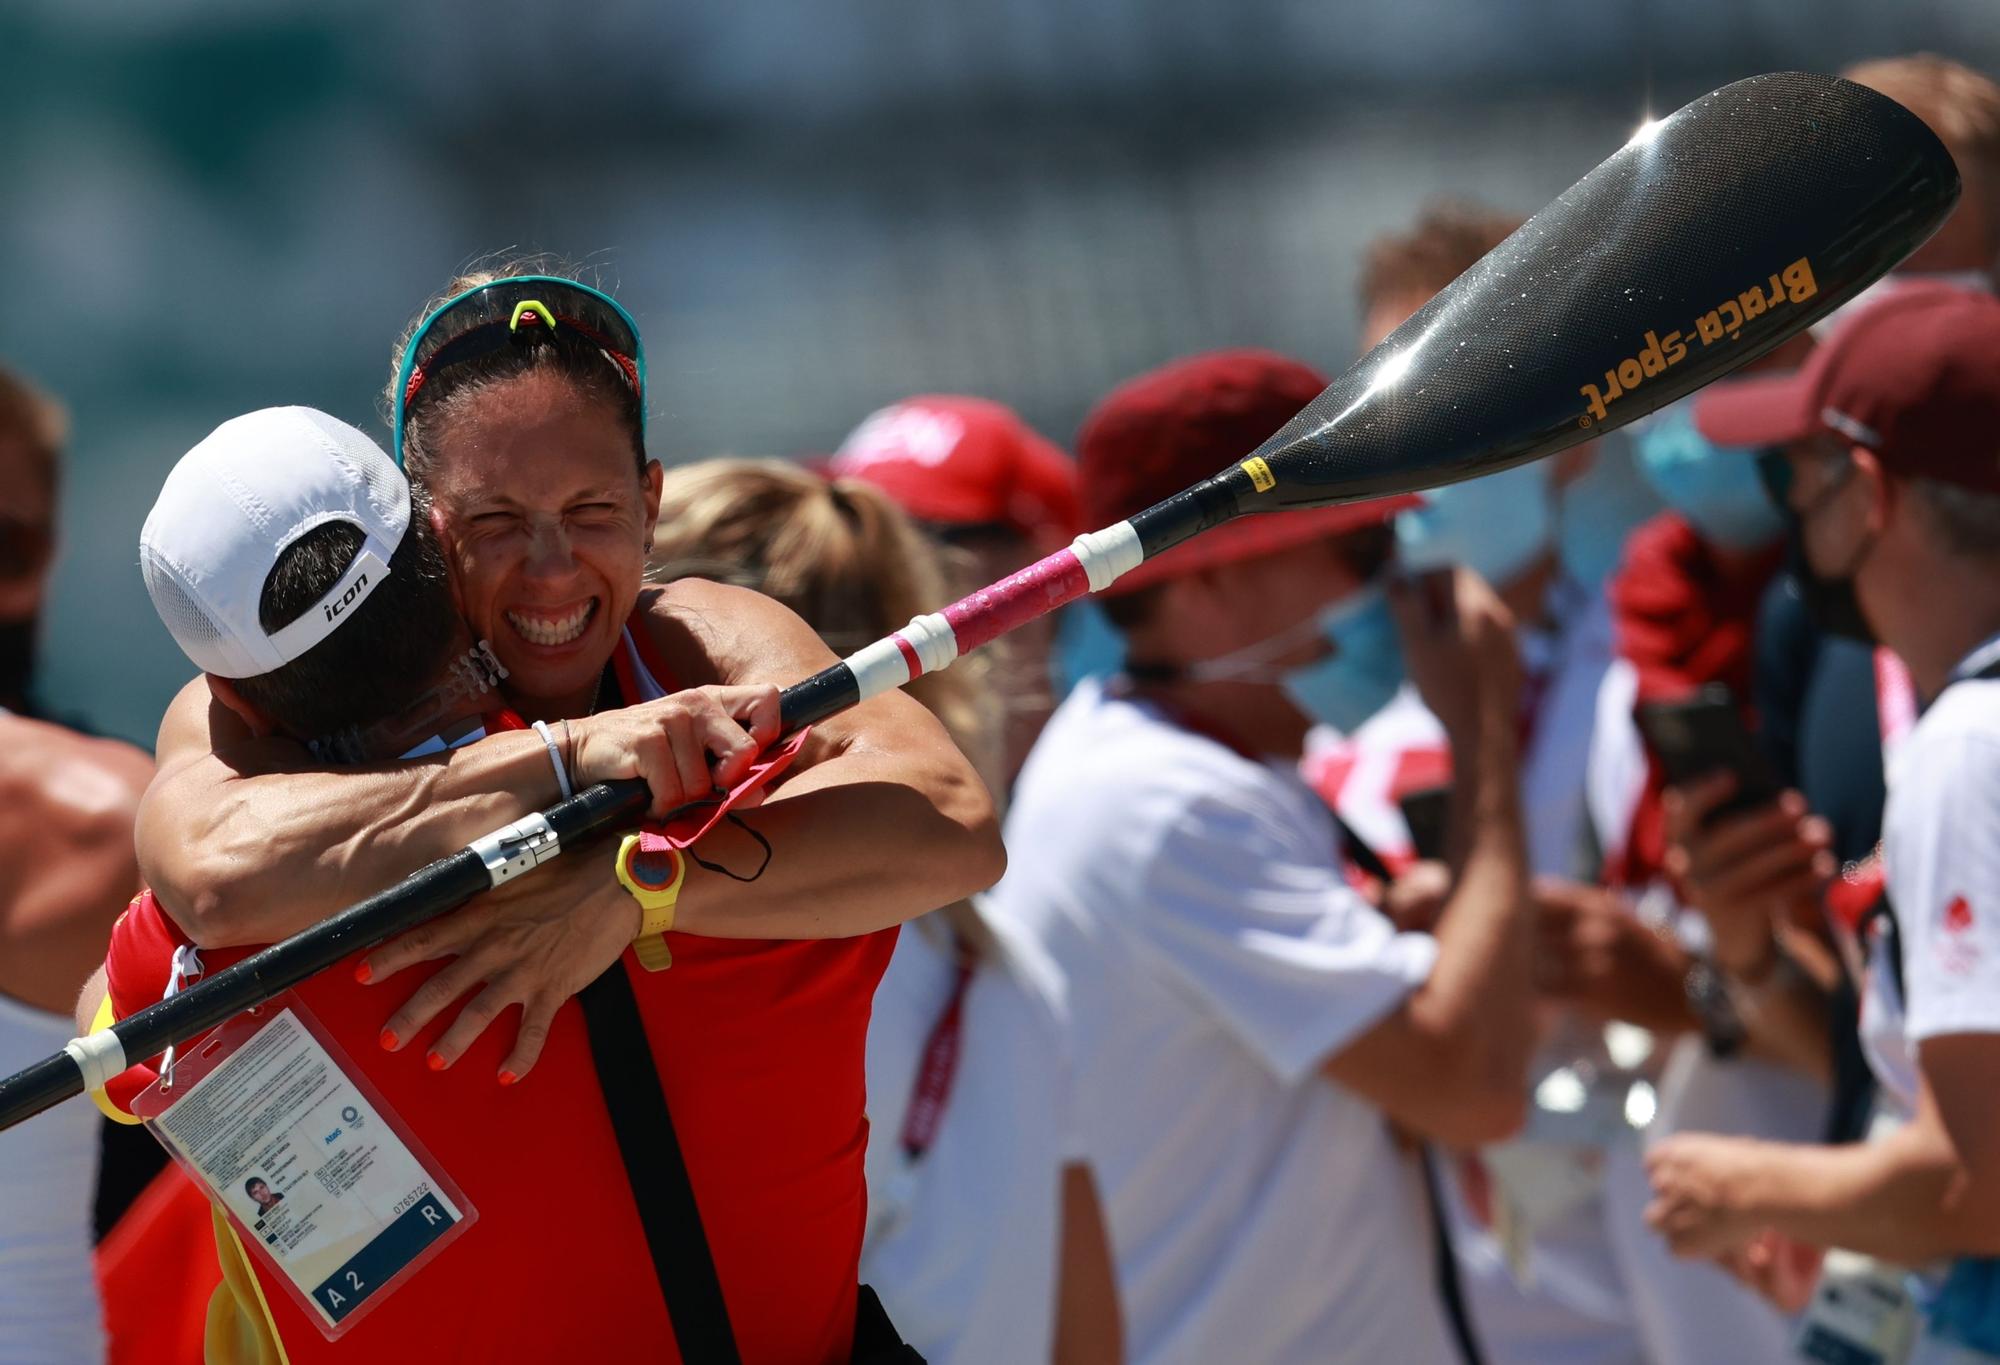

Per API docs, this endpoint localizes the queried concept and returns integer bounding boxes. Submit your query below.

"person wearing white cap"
[86,406,962,1361]
[0,366,152,1365]
[123,265,1004,1359]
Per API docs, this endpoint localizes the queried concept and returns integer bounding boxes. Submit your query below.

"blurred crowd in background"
[6,7,2000,1365]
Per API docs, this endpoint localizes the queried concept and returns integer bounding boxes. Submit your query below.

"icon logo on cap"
[322,572,370,625]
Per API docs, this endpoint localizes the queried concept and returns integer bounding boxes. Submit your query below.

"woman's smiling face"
[420,367,662,713]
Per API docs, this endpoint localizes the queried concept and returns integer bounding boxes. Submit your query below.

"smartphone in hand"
[1397,785,1452,863]
[1635,685,1782,824]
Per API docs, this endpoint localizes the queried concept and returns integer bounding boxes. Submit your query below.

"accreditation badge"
[130,993,475,1340]
[1795,1248,1919,1365]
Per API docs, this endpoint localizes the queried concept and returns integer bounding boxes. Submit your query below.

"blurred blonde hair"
[650,458,1002,791]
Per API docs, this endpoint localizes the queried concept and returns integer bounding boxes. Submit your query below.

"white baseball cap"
[139,407,411,679]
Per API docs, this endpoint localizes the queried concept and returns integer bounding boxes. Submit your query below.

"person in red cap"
[981,348,1537,1364]
[1646,285,2000,1360]
[833,396,1083,781]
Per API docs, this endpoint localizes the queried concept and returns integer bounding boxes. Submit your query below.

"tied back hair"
[649,458,1004,802]
[385,252,647,486]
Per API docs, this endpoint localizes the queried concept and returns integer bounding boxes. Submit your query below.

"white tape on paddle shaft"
[469,812,561,887]
[900,613,957,674]
[846,612,958,704]
[65,1029,128,1095]
[1071,523,1143,592]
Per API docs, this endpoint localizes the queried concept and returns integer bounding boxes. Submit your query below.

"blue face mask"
[1554,435,1667,588]
[1631,401,1785,549]
[1397,461,1552,587]
[1280,584,1405,736]
[1051,598,1126,696]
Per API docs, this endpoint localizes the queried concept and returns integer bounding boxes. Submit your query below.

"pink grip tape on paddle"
[940,548,1093,655]
[841,522,1141,702]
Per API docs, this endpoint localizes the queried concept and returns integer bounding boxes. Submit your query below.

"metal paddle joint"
[470,812,561,886]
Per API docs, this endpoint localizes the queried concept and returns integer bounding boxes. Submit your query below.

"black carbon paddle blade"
[1242,71,1959,509]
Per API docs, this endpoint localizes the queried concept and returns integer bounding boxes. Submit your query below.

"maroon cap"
[1078,349,1415,593]
[1696,284,2000,495]
[830,396,1080,551]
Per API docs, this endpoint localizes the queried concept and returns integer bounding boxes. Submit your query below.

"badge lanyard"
[899,953,975,1163]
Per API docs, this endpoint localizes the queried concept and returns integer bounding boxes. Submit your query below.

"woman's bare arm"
[1054,1162,1124,1365]
[137,677,569,946]
[643,579,1005,938]
[139,660,794,948]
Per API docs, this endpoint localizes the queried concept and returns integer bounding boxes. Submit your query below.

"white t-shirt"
[983,680,1452,1365]
[859,908,1075,1365]
[1868,651,2000,1114]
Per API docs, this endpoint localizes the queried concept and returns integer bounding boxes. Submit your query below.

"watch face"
[627,846,680,891]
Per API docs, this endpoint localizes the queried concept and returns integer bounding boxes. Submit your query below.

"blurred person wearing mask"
[1704,54,2000,1150]
[649,458,1123,1365]
[1310,202,1659,875]
[1721,52,2000,881]
[0,368,152,1364]
[1646,284,2000,1364]
[127,267,1004,1361]
[830,396,1089,781]
[985,348,1536,1365]
[1611,59,2000,1215]
[1313,206,1760,1365]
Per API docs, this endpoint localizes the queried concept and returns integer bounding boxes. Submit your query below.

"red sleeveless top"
[102,617,896,1362]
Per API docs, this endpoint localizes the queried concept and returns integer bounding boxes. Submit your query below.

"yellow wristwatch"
[614,833,685,972]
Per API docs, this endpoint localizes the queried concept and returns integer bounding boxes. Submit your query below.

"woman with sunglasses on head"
[133,263,1003,1362]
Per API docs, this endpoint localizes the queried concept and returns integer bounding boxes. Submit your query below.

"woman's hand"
[359,862,640,1084]
[568,684,783,817]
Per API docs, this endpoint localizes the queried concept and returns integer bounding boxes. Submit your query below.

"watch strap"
[616,832,685,972]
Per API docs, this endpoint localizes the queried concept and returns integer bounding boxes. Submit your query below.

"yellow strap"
[615,833,684,973]
[210,1205,292,1365]
[86,993,142,1126]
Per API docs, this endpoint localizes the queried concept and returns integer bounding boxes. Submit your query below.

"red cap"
[830,396,1080,550]
[1695,284,2000,496]
[1077,349,1417,594]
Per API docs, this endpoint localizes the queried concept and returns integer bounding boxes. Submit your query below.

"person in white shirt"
[984,348,1537,1365]
[647,457,1123,1365]
[1645,284,2000,1361]
[0,367,152,1365]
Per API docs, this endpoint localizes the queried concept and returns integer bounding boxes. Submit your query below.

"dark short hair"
[231,512,459,740]
[245,1178,268,1196]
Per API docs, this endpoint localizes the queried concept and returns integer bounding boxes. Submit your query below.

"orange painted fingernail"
[353,962,373,984]
[497,1070,518,1087]
[378,1029,398,1051]
[426,1052,446,1071]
